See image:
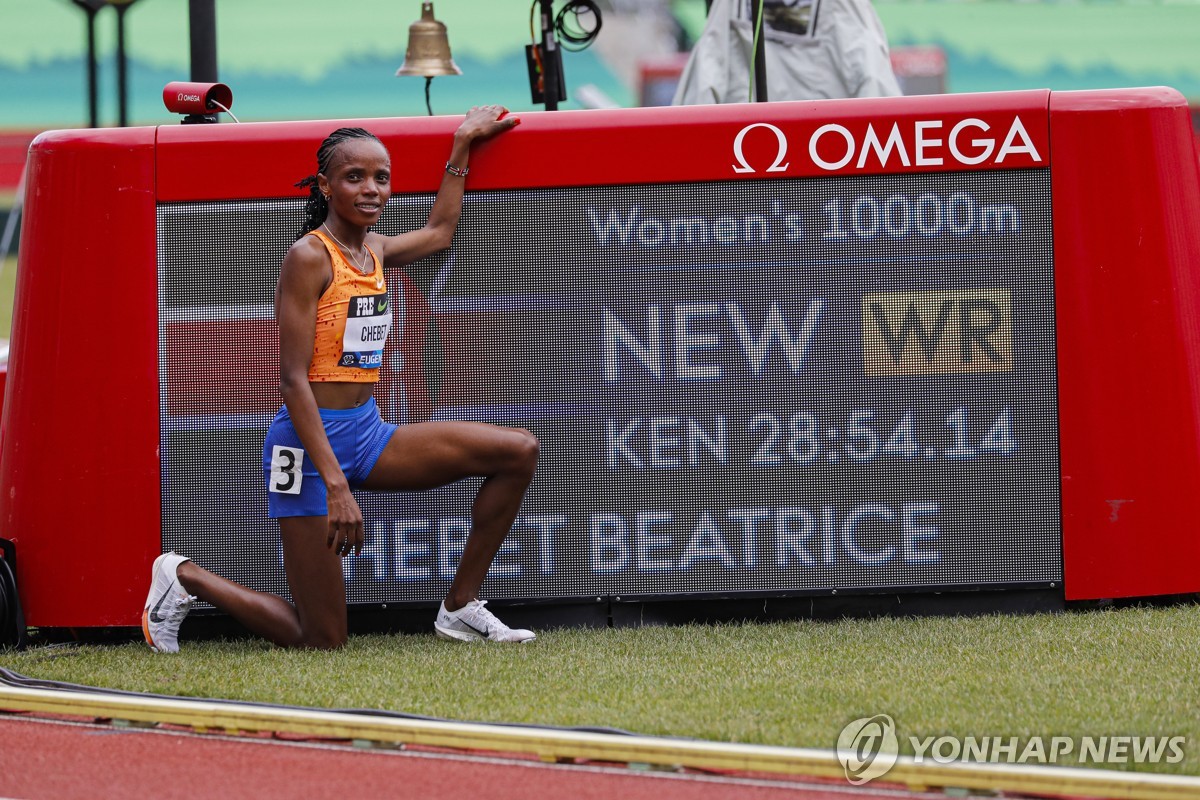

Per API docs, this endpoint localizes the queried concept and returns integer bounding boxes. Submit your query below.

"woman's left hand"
[456,104,520,145]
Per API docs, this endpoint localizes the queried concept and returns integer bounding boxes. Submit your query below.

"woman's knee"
[298,624,347,650]
[507,427,539,474]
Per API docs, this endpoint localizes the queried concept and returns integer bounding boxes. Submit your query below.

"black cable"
[531,0,602,53]
[0,552,27,651]
[0,563,11,644]
[555,0,602,52]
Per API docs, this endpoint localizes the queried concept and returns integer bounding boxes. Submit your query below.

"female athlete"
[144,106,538,651]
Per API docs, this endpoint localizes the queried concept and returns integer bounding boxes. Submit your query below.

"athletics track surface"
[0,713,937,800]
[3,685,1198,799]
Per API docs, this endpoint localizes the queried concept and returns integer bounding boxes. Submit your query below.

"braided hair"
[295,127,384,240]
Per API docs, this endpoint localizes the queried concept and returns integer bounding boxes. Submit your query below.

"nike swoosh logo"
[148,580,175,623]
[462,620,490,639]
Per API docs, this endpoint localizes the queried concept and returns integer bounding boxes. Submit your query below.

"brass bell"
[396,3,462,77]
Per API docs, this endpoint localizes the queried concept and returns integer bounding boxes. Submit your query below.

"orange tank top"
[306,229,390,383]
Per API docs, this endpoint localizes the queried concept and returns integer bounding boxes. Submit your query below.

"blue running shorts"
[262,396,398,518]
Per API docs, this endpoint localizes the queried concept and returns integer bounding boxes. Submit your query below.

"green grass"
[4,604,1200,776]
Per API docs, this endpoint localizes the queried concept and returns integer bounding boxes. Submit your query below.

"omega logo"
[731,116,1042,174]
[732,123,790,174]
[177,93,202,103]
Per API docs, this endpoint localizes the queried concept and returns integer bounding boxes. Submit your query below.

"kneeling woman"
[144,107,538,651]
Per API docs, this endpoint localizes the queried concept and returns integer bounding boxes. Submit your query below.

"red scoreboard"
[3,87,1200,628]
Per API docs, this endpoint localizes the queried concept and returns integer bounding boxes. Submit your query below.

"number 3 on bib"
[270,445,304,494]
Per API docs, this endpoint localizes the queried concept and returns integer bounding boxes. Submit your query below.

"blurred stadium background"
[1,0,1199,126]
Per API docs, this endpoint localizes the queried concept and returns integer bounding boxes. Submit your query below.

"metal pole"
[538,0,559,111]
[86,7,99,126]
[751,0,768,102]
[69,1,101,127]
[188,0,218,82]
[115,3,129,126]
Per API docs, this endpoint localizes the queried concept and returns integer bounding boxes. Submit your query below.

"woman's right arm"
[275,238,363,551]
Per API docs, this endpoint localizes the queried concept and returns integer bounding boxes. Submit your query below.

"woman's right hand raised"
[455,104,520,146]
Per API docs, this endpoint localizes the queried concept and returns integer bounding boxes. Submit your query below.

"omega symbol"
[732,122,790,174]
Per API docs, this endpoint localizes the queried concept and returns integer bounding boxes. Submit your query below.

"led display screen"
[159,168,1061,605]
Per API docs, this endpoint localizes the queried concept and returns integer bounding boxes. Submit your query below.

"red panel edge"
[1051,88,1200,600]
[0,126,162,626]
[156,90,1051,201]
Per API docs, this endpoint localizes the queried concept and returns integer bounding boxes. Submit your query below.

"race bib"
[340,292,390,369]
[269,445,304,495]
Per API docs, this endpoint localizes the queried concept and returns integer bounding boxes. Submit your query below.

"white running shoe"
[141,552,195,653]
[434,599,536,643]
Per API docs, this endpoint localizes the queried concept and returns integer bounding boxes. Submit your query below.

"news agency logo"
[835,716,1189,786]
[836,714,899,785]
